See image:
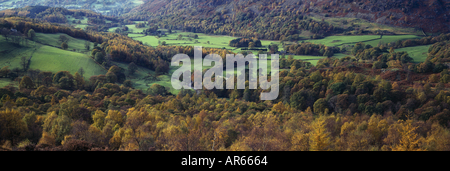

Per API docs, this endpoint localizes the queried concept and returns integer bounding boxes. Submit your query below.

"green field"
[133,36,160,46]
[30,45,106,78]
[309,15,422,35]
[112,61,184,95]
[0,37,35,69]
[303,35,422,47]
[290,53,349,66]
[394,45,431,63]
[0,33,104,85]
[34,33,93,53]
[0,78,16,88]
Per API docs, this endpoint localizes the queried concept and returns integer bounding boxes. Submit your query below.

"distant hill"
[124,0,450,36]
[0,0,142,16]
[0,6,126,32]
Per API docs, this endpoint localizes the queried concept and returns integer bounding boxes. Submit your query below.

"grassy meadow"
[0,33,105,89]
[29,45,106,78]
[394,45,431,63]
[34,33,93,53]
[303,35,422,47]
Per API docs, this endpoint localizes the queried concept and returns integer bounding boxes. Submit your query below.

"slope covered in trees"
[2,44,450,150]
[123,0,450,40]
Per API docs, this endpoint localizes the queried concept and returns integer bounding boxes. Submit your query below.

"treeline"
[286,43,339,57]
[229,37,262,48]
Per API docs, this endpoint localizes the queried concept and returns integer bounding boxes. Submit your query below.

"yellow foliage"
[92,110,106,130]
[38,132,55,147]
[109,128,124,150]
[229,138,252,151]
[290,130,309,151]
[105,110,123,126]
[0,109,27,143]
[340,121,356,137]
[272,101,286,114]
[309,116,331,151]
[423,123,450,151]
[392,120,425,151]
[367,115,388,143]
[61,135,74,146]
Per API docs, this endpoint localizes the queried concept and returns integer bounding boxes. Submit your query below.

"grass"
[363,35,422,47]
[289,53,349,66]
[30,45,107,79]
[303,35,381,46]
[0,34,104,83]
[125,22,147,34]
[127,33,146,38]
[0,37,35,70]
[303,35,422,47]
[112,61,184,95]
[394,45,431,63]
[34,33,93,53]
[133,36,160,46]
[309,15,422,35]
[0,78,16,88]
[66,15,89,30]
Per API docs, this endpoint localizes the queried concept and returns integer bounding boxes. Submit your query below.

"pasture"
[34,33,93,53]
[29,45,106,79]
[394,45,431,63]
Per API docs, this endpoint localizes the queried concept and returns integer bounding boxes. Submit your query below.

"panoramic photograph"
[0,0,450,152]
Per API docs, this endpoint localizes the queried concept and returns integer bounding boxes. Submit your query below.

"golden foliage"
[309,116,331,151]
[392,120,425,151]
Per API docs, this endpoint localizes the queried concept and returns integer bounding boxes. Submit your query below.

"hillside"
[124,0,450,37]
[0,0,143,16]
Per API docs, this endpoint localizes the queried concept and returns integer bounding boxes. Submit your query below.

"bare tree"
[20,56,29,71]
[78,67,85,77]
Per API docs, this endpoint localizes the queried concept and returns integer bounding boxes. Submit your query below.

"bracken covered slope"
[125,0,450,34]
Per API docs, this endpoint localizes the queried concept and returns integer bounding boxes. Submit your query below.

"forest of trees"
[127,0,346,41]
[2,48,450,150]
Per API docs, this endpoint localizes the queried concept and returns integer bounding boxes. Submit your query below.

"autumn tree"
[27,29,35,40]
[106,71,117,83]
[58,34,69,44]
[19,76,34,89]
[74,72,85,89]
[147,84,169,96]
[0,66,10,78]
[128,62,138,75]
[313,98,328,114]
[309,116,331,151]
[77,67,85,78]
[61,42,68,50]
[95,52,105,63]
[20,56,28,71]
[0,109,28,145]
[392,120,425,151]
